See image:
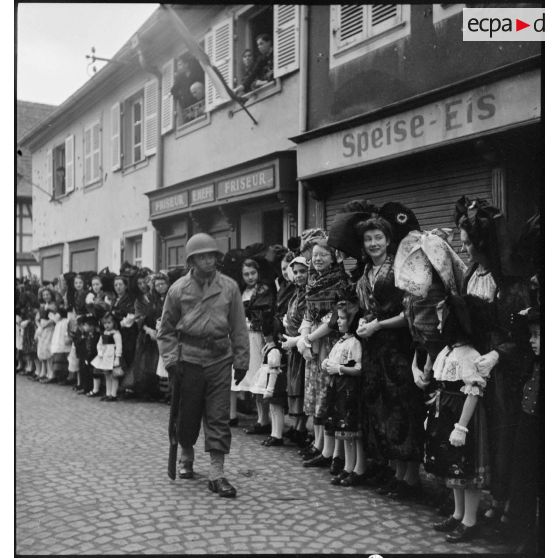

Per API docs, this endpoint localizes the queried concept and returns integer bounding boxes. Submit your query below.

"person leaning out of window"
[235,34,274,95]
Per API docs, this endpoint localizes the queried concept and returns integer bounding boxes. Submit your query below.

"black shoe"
[178,460,194,479]
[446,523,480,543]
[229,417,239,427]
[208,477,236,498]
[265,437,284,447]
[303,454,332,468]
[300,446,321,460]
[331,470,350,485]
[330,456,345,475]
[433,516,462,533]
[340,472,367,487]
[284,427,296,440]
[86,391,100,397]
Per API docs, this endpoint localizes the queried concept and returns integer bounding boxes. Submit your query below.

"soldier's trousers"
[171,359,232,454]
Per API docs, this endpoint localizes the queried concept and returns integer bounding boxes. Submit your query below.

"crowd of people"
[15,196,541,551]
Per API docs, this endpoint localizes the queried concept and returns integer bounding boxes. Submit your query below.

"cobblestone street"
[16,375,511,555]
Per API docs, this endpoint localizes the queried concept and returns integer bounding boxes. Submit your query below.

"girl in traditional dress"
[110,276,137,398]
[323,300,364,486]
[91,312,123,402]
[67,274,88,386]
[455,197,531,526]
[281,256,310,446]
[297,239,348,471]
[85,275,108,321]
[131,270,160,401]
[35,286,57,382]
[49,307,72,383]
[236,259,276,435]
[425,295,491,543]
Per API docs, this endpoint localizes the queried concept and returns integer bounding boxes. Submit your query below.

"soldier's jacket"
[157,270,249,370]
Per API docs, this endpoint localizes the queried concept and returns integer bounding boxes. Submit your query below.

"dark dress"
[75,328,100,393]
[111,292,137,389]
[463,264,531,502]
[356,256,424,464]
[284,285,307,416]
[132,294,162,400]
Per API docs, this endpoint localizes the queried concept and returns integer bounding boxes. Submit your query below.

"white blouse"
[433,344,486,396]
[466,266,497,301]
[328,334,362,370]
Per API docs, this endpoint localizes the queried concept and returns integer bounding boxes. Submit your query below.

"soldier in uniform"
[158,233,249,498]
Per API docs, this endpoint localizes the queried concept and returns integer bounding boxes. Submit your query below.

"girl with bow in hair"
[425,295,491,543]
[35,286,57,383]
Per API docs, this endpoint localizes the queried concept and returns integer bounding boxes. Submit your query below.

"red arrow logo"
[516,18,530,31]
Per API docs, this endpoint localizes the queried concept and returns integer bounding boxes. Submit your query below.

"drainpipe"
[297,5,309,236]
[137,45,164,269]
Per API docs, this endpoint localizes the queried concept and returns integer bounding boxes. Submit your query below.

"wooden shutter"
[369,4,400,35]
[334,5,365,48]
[161,59,175,134]
[111,102,121,171]
[144,79,158,156]
[206,18,233,110]
[84,125,92,185]
[92,122,101,181]
[274,5,300,78]
[46,148,53,196]
[65,135,74,193]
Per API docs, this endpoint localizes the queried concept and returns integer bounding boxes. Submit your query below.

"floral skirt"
[424,382,490,490]
[303,335,334,421]
[324,374,361,436]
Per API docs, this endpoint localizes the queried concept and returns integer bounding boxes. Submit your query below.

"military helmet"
[185,233,222,262]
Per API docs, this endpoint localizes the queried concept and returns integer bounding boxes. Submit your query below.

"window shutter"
[46,148,53,196]
[111,103,121,171]
[161,59,175,134]
[206,18,233,110]
[92,122,101,182]
[369,4,400,35]
[65,135,75,193]
[335,5,365,48]
[204,30,216,111]
[84,126,92,185]
[144,79,158,156]
[274,5,300,78]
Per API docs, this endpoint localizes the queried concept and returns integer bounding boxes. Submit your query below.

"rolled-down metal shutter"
[325,156,493,255]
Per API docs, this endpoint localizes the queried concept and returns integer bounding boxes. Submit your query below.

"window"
[53,144,65,197]
[69,237,98,272]
[46,135,75,198]
[132,236,142,267]
[113,80,158,171]
[330,5,410,68]
[123,92,143,167]
[84,121,101,185]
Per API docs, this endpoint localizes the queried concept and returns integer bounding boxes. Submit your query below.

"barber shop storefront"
[146,152,298,270]
[295,68,541,249]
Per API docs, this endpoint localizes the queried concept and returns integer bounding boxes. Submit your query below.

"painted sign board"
[297,69,540,179]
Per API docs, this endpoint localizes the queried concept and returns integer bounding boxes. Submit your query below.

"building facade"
[16,100,56,278]
[20,5,542,280]
[20,4,304,279]
[293,4,542,253]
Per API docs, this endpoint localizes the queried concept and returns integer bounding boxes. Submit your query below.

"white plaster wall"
[31,71,159,271]
[163,74,300,187]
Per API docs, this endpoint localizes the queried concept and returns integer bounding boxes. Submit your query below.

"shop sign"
[217,167,274,199]
[297,69,541,178]
[190,184,215,205]
[151,192,188,216]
